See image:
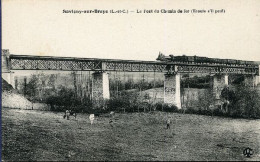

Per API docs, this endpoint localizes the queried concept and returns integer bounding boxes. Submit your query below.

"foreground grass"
[2,108,260,161]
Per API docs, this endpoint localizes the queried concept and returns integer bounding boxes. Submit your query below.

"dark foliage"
[2,78,14,91]
[181,75,211,89]
[14,73,260,119]
[187,85,260,119]
[230,85,260,118]
[154,102,179,112]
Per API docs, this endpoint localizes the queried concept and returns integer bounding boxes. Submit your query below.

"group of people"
[64,110,173,129]
[63,110,77,120]
[63,110,95,125]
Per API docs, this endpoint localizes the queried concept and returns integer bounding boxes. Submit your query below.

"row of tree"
[19,73,214,103]
[15,73,260,118]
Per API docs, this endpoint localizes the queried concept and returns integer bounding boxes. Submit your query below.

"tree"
[233,85,260,118]
[220,86,236,113]
[48,74,56,90]
[23,74,39,102]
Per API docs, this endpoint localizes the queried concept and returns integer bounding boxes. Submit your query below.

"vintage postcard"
[1,0,260,161]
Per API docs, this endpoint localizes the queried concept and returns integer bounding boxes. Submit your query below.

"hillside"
[2,78,14,91]
[2,78,32,109]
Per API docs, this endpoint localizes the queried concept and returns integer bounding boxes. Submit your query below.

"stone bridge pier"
[244,75,258,87]
[91,72,110,107]
[90,72,257,109]
[212,74,229,105]
[257,65,260,85]
[163,73,181,109]
[1,49,15,88]
[211,74,258,106]
[91,71,183,109]
[162,73,230,109]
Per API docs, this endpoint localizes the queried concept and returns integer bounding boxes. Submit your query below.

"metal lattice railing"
[8,54,259,75]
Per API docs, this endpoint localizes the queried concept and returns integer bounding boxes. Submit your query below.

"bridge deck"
[8,54,259,75]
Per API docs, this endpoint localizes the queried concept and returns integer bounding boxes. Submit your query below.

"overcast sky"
[2,0,260,61]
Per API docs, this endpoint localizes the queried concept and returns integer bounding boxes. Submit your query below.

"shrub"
[231,85,260,119]
[154,102,179,112]
[212,108,226,117]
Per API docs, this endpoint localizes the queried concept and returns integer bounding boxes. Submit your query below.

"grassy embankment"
[2,108,260,161]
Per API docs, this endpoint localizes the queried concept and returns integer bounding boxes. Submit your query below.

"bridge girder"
[7,55,259,75]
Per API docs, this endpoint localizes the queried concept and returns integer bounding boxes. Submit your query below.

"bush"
[212,108,226,117]
[183,85,260,119]
[46,86,93,112]
[231,85,260,119]
[154,102,179,112]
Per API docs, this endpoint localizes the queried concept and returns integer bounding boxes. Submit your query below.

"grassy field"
[2,108,260,161]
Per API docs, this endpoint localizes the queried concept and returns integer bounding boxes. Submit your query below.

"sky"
[2,0,260,62]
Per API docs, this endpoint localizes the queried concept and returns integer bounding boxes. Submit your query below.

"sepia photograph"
[1,0,260,161]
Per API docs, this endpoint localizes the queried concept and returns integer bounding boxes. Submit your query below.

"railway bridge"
[2,49,259,108]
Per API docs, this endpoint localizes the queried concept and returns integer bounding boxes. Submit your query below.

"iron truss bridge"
[8,55,259,75]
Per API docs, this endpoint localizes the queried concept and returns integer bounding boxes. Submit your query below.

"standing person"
[66,110,70,120]
[166,118,171,129]
[89,114,95,125]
